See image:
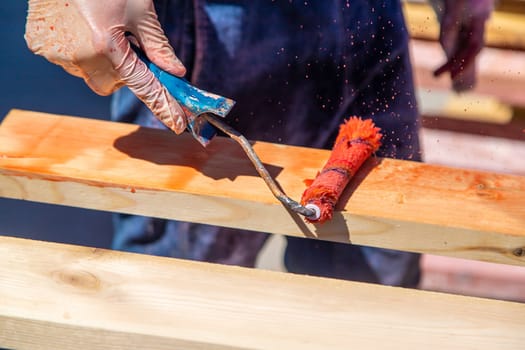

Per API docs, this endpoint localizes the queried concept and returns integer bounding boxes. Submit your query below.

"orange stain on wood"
[1,110,525,237]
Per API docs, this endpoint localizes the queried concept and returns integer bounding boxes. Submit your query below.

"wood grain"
[1,110,525,266]
[1,235,524,350]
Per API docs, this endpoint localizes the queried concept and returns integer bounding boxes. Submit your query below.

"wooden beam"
[1,235,524,349]
[416,88,513,125]
[411,39,525,109]
[421,128,525,176]
[421,254,525,302]
[497,0,525,14]
[403,1,525,50]
[1,110,525,266]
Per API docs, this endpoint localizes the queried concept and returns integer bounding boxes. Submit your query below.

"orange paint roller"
[142,46,381,221]
[301,117,382,223]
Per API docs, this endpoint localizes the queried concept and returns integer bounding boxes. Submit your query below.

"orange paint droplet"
[50,26,55,31]
[130,188,136,193]
[303,179,314,187]
[65,3,69,6]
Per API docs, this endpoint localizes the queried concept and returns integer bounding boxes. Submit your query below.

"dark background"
[0,1,113,248]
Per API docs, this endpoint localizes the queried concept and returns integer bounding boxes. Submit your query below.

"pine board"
[1,235,524,350]
[1,110,524,266]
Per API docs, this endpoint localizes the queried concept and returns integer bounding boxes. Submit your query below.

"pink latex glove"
[430,0,494,92]
[25,0,187,133]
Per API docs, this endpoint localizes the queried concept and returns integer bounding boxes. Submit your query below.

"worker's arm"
[428,0,495,91]
[25,0,187,134]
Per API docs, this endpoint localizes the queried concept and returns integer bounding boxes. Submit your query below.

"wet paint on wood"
[1,110,524,266]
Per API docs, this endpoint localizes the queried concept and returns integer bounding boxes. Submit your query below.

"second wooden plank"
[1,235,524,350]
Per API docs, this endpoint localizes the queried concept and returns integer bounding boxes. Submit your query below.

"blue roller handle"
[135,48,236,146]
[134,48,317,219]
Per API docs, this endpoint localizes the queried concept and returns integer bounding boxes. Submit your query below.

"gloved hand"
[430,0,494,92]
[25,0,187,134]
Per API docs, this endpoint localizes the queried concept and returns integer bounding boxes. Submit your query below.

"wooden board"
[403,2,525,50]
[1,110,525,266]
[411,39,525,110]
[421,128,525,176]
[1,235,524,350]
[416,87,513,125]
[421,254,525,302]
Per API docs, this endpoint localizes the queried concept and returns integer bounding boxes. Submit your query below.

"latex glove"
[430,0,494,92]
[25,0,187,133]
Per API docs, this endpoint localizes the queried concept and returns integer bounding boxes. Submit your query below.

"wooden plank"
[421,128,525,176]
[416,88,513,124]
[403,1,525,50]
[1,110,525,266]
[1,235,524,350]
[498,0,525,13]
[421,254,525,302]
[411,39,525,109]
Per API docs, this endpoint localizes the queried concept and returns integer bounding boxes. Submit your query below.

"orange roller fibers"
[301,117,382,223]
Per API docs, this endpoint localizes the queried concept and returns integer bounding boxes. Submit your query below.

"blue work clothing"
[111,0,422,286]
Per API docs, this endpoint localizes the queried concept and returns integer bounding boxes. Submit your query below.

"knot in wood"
[512,248,525,257]
[52,268,101,292]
